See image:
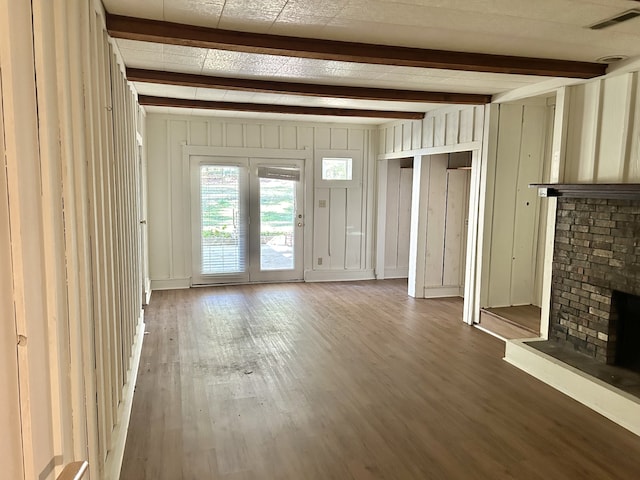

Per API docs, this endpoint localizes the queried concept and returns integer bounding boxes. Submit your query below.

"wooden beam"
[127,68,492,105]
[107,14,606,79]
[138,95,425,119]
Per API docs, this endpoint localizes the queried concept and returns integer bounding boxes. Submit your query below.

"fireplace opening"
[612,291,640,373]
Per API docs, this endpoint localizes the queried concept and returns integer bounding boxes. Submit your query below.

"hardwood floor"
[477,311,537,340]
[484,305,541,335]
[121,280,640,479]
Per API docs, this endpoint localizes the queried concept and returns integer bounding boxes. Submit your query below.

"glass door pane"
[199,165,245,275]
[259,177,296,271]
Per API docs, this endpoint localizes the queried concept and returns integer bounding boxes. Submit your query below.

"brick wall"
[550,197,640,363]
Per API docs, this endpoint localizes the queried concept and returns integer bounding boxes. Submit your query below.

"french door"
[191,156,304,285]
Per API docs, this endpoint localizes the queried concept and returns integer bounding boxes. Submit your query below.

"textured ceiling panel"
[105,0,640,119]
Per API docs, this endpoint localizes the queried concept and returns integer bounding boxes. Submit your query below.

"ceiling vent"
[590,9,640,29]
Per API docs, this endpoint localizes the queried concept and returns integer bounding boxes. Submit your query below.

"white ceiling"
[103,0,640,123]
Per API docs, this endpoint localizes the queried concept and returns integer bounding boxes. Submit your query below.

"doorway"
[190,156,304,285]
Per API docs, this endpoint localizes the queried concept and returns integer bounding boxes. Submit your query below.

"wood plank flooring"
[121,280,640,479]
[485,305,541,335]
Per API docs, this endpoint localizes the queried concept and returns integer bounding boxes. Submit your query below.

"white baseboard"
[304,269,376,282]
[103,311,146,480]
[150,278,190,290]
[505,338,640,437]
[383,267,409,279]
[423,285,463,298]
[143,278,152,305]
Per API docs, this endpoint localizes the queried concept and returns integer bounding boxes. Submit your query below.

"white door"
[191,156,304,285]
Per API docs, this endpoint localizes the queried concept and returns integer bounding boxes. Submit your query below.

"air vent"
[590,9,640,29]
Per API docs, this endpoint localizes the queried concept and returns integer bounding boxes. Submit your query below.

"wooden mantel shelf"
[529,183,640,200]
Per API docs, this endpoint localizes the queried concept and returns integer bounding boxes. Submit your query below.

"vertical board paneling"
[434,115,446,147]
[329,188,347,269]
[348,128,364,150]
[510,106,546,305]
[487,104,522,307]
[397,168,413,270]
[402,122,412,151]
[384,160,401,269]
[423,116,435,148]
[297,126,314,149]
[210,121,223,146]
[170,120,188,277]
[226,123,243,147]
[331,128,348,149]
[394,124,403,152]
[345,188,362,269]
[313,188,330,269]
[245,123,261,148]
[459,108,474,143]
[378,126,386,154]
[565,83,597,182]
[315,126,331,149]
[596,74,629,181]
[189,121,208,146]
[282,125,297,149]
[445,111,460,145]
[0,72,24,479]
[424,155,448,286]
[473,106,485,142]
[147,117,170,279]
[385,126,394,153]
[263,124,280,149]
[443,170,468,286]
[411,121,422,150]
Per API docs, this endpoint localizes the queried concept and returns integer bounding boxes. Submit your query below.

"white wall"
[147,115,377,288]
[481,102,553,308]
[0,63,24,480]
[378,105,484,156]
[0,1,145,478]
[564,70,640,182]
[383,158,413,278]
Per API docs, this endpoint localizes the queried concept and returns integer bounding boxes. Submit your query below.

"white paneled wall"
[379,105,484,155]
[147,116,376,287]
[481,102,553,308]
[0,1,145,478]
[384,159,413,278]
[565,70,640,182]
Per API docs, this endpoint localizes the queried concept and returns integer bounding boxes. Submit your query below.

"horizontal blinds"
[200,165,246,275]
[257,166,300,182]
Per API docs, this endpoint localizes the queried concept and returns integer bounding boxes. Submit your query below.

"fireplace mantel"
[529,183,640,200]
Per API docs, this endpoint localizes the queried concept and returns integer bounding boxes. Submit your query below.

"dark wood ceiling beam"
[107,14,606,79]
[127,68,492,105]
[137,95,425,119]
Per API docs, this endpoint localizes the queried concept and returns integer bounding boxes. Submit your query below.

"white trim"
[423,286,463,298]
[103,312,146,480]
[383,267,408,279]
[491,78,586,104]
[151,278,191,290]
[184,145,311,160]
[304,269,375,282]
[377,141,481,160]
[375,158,388,279]
[505,339,640,437]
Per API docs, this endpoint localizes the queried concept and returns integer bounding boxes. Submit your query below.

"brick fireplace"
[550,195,640,366]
